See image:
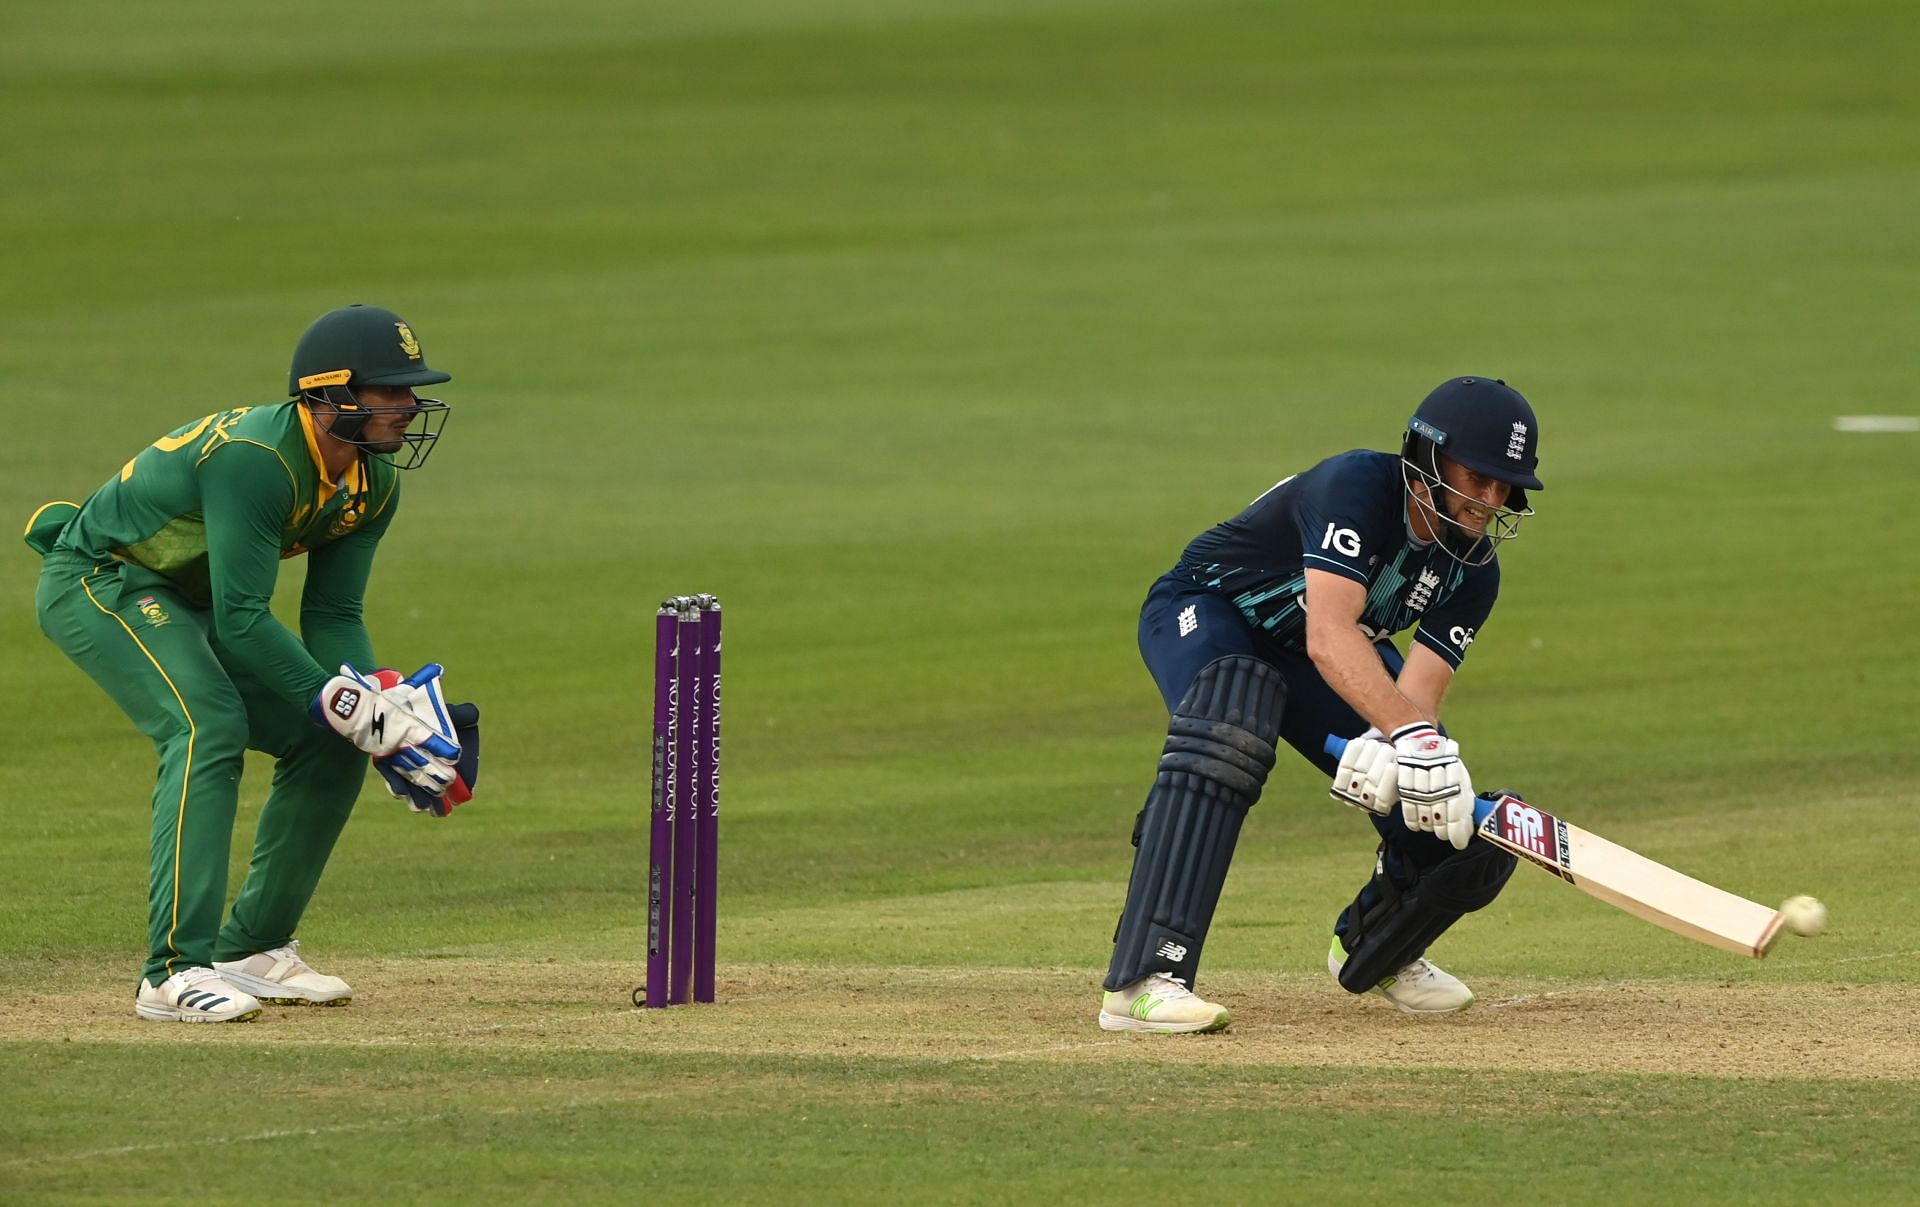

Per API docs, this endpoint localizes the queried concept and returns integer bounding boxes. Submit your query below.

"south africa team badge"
[135,595,171,629]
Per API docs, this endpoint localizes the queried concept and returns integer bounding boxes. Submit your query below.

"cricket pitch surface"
[6,961,1913,1081]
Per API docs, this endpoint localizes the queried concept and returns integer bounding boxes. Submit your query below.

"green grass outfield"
[2,0,1916,1201]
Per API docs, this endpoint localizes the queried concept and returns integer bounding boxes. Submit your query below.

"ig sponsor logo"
[1320,523,1361,557]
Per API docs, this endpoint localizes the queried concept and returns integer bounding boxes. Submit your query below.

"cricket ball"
[1780,895,1827,937]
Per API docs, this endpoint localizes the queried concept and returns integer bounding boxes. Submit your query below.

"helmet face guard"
[1401,431,1531,567]
[302,381,449,470]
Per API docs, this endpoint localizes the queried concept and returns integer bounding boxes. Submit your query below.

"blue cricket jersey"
[1168,450,1499,669]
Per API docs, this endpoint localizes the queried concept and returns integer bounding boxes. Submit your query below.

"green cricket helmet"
[289,304,451,469]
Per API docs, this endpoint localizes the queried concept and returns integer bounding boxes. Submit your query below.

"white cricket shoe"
[214,940,352,1006]
[135,967,264,1023]
[1098,972,1232,1033]
[1328,936,1473,1014]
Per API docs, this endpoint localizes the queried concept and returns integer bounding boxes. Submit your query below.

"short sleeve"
[1415,559,1501,668]
[1293,456,1399,585]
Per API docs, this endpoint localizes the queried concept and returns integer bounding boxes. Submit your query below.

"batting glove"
[1392,722,1476,850]
[1330,727,1396,815]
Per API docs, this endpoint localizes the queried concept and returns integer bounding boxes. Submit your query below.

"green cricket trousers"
[35,550,367,986]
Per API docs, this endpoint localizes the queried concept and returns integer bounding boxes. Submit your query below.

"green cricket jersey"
[51,402,398,706]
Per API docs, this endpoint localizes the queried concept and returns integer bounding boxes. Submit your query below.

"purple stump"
[693,596,722,1002]
[644,603,679,1009]
[669,598,700,1004]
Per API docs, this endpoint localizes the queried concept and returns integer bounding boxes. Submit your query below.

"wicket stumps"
[638,594,721,1008]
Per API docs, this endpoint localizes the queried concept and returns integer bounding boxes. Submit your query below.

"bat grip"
[1323,734,1349,759]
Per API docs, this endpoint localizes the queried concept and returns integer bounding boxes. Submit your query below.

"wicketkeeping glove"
[1392,722,1475,849]
[366,664,465,797]
[377,701,481,818]
[312,663,461,765]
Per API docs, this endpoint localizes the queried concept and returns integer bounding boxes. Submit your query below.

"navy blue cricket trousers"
[1136,575,1460,923]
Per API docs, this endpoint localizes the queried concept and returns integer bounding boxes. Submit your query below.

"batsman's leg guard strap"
[1160,716,1276,797]
[1105,656,1285,991]
[1333,838,1516,994]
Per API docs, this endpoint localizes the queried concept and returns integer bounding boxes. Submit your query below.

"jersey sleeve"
[1293,456,1399,585]
[199,441,330,706]
[1415,559,1500,668]
[300,478,398,673]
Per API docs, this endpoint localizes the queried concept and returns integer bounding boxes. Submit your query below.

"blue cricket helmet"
[1405,376,1543,510]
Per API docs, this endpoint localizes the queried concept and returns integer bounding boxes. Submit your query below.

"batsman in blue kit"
[1099,377,1543,1032]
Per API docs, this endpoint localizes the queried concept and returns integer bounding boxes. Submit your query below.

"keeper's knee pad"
[1105,656,1286,991]
[1333,838,1516,994]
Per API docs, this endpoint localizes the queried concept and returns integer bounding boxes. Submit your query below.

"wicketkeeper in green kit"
[26,304,482,1024]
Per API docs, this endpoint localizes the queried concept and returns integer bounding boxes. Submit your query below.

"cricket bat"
[1323,735,1786,958]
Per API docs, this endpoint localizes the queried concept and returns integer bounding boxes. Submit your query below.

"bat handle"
[1323,734,1349,759]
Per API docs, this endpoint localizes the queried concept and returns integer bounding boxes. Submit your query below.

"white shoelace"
[265,941,314,971]
[1145,973,1196,1000]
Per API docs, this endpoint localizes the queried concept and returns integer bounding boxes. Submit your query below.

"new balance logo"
[1176,605,1198,638]
[1507,421,1529,460]
[1501,800,1551,859]
[1155,940,1189,961]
